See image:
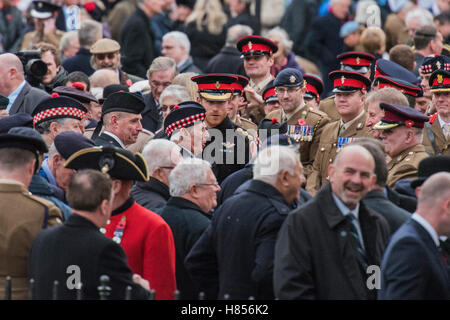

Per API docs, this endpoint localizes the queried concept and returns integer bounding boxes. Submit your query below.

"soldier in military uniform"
[0,127,62,300]
[262,68,330,178]
[261,80,280,116]
[374,103,430,188]
[422,69,450,156]
[372,75,421,108]
[303,74,324,111]
[236,35,278,125]
[319,52,375,122]
[306,70,372,195]
[191,74,252,184]
[21,1,65,50]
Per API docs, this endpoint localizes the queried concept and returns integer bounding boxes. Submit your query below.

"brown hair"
[389,44,415,72]
[34,42,61,67]
[360,27,386,54]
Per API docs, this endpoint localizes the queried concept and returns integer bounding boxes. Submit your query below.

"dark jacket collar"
[166,196,205,214]
[213,116,235,131]
[65,212,99,230]
[364,189,387,200]
[247,179,286,203]
[135,177,170,200]
[111,196,135,216]
[316,183,354,229]
[76,47,91,56]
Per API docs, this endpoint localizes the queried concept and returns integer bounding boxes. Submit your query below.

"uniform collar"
[339,109,365,133]
[111,197,135,216]
[103,131,126,148]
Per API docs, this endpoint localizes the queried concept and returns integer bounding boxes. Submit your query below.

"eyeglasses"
[275,87,301,95]
[160,104,176,112]
[196,182,220,188]
[95,53,116,60]
[151,81,172,88]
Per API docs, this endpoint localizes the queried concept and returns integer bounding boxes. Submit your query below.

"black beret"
[53,85,98,104]
[260,133,298,149]
[410,155,450,189]
[0,113,33,134]
[0,127,48,154]
[102,91,145,115]
[64,145,149,182]
[32,96,88,127]
[0,95,9,108]
[54,131,96,159]
[164,101,206,136]
[274,68,304,87]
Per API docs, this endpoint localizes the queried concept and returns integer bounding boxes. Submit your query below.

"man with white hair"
[405,7,435,40]
[159,158,220,300]
[185,145,303,299]
[131,139,182,212]
[161,31,202,74]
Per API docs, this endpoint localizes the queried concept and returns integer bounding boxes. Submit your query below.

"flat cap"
[191,74,239,102]
[274,68,304,87]
[54,131,95,159]
[0,127,48,154]
[236,35,278,56]
[90,38,121,54]
[32,95,88,127]
[303,74,324,101]
[0,113,33,134]
[164,101,206,136]
[329,70,371,93]
[374,75,422,97]
[410,155,450,189]
[374,103,429,130]
[64,145,149,182]
[102,91,145,115]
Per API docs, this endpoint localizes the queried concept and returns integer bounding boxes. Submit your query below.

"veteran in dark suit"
[29,169,151,300]
[379,172,450,300]
[274,145,390,300]
[0,127,62,300]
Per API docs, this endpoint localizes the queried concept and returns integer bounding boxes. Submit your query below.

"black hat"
[260,133,298,149]
[374,75,422,97]
[32,95,88,127]
[375,59,418,85]
[373,103,429,130]
[236,35,278,56]
[337,51,375,74]
[258,117,288,138]
[0,95,8,108]
[64,145,149,182]
[419,55,450,75]
[303,74,324,101]
[0,113,33,134]
[329,70,371,93]
[262,80,278,103]
[102,91,145,116]
[0,127,48,154]
[176,0,196,9]
[100,84,129,104]
[30,0,60,19]
[53,85,98,104]
[410,155,450,189]
[54,131,95,160]
[191,74,239,102]
[429,69,450,93]
[164,101,206,136]
[274,68,304,88]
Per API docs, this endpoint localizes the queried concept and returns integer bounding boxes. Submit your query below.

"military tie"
[346,214,368,270]
[443,123,450,140]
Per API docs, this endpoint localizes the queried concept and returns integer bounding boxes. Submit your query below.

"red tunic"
[104,199,177,300]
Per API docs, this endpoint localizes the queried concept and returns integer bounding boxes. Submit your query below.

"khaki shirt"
[422,114,450,156]
[243,75,274,124]
[306,112,372,195]
[386,144,429,188]
[21,30,65,51]
[0,180,62,300]
[266,104,330,177]
[233,115,258,139]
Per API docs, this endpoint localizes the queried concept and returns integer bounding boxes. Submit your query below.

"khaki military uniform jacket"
[0,180,62,300]
[84,127,154,154]
[266,105,330,177]
[422,116,450,156]
[319,95,340,122]
[233,115,258,138]
[21,30,65,51]
[306,112,372,195]
[386,144,429,188]
[242,75,274,125]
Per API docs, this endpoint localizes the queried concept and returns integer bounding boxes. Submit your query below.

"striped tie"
[346,214,368,270]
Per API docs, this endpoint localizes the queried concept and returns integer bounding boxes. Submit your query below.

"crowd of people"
[0,0,450,301]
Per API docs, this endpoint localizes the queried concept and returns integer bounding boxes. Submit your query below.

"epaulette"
[236,127,253,141]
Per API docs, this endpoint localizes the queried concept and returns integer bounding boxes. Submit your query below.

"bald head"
[329,144,376,210]
[0,53,25,96]
[417,172,450,236]
[89,69,119,88]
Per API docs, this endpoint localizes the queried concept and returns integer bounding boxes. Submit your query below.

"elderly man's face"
[433,91,450,118]
[189,121,209,156]
[149,69,174,101]
[94,52,120,70]
[331,0,351,20]
[194,168,221,213]
[115,113,143,146]
[52,155,74,192]
[365,101,382,138]
[161,37,185,64]
[328,149,375,210]
[378,126,411,157]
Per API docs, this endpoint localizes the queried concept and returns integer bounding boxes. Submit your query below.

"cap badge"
[405,120,415,128]
[38,2,43,8]
[289,75,296,84]
[248,41,252,50]
[436,61,442,70]
[437,74,443,84]
[356,57,360,65]
[215,81,221,89]
[341,76,346,84]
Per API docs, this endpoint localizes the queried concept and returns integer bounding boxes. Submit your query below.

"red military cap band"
[263,87,276,100]
[378,82,419,97]
[380,111,425,128]
[341,57,372,67]
[241,43,272,54]
[33,107,87,127]
[431,75,450,87]
[333,77,366,90]
[305,83,319,99]
[196,83,234,91]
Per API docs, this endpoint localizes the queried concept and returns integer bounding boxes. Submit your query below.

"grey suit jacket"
[9,82,50,115]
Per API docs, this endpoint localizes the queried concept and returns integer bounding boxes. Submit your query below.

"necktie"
[346,214,368,270]
[443,123,450,140]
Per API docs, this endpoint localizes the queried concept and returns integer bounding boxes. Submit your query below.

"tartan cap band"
[165,112,206,136]
[33,107,87,127]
